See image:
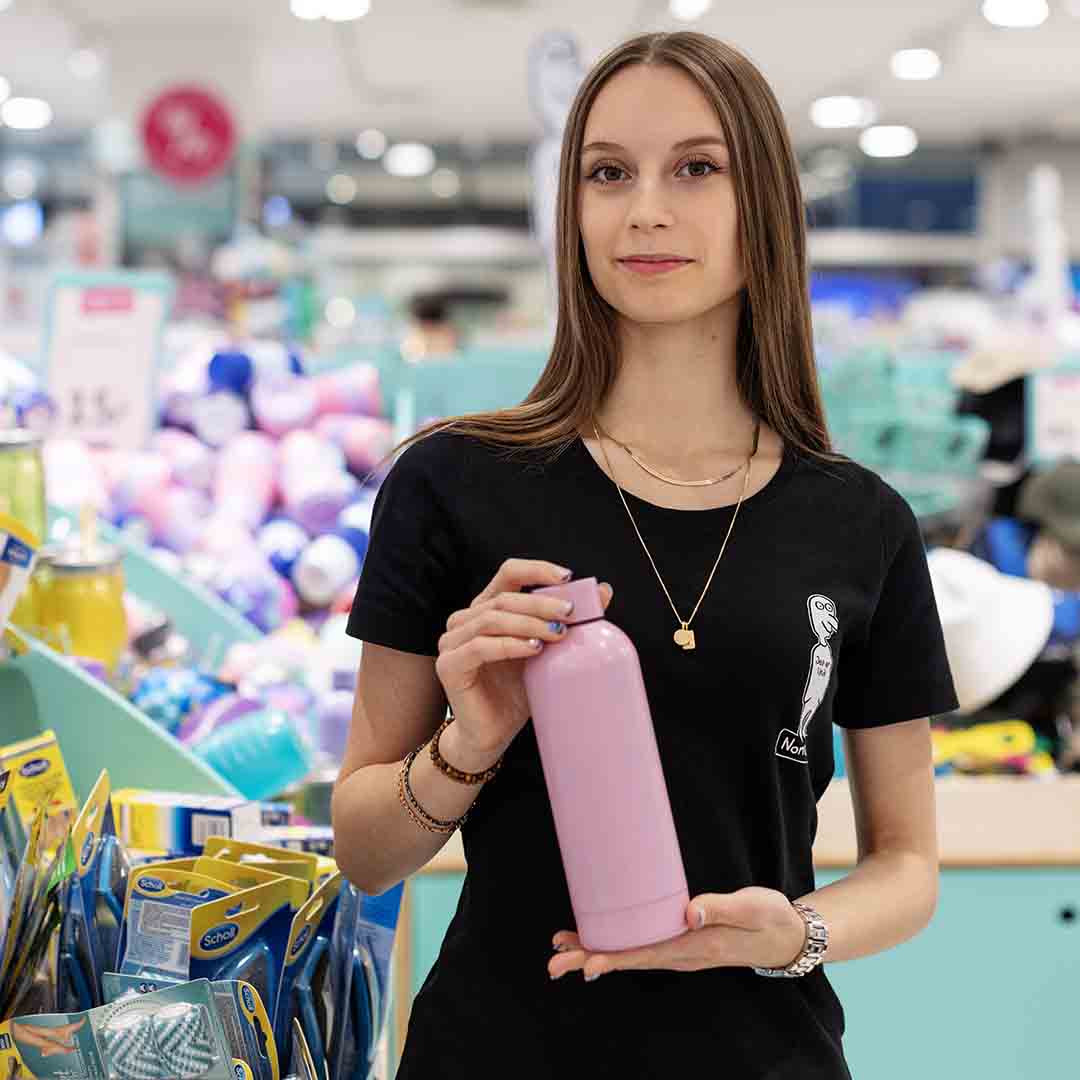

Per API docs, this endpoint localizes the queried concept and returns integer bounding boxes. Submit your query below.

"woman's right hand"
[435,559,613,766]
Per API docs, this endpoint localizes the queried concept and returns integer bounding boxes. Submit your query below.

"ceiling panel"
[0,0,1077,146]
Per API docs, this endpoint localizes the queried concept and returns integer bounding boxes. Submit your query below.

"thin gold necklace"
[591,417,759,651]
[593,417,758,487]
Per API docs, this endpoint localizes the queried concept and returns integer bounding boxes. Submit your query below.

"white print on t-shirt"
[776,594,839,764]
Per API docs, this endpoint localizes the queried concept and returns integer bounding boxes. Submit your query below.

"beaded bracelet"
[397,746,464,834]
[429,709,505,785]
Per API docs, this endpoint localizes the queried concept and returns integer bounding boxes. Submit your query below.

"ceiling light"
[325,298,356,328]
[810,96,877,129]
[431,168,460,199]
[355,128,386,159]
[0,76,9,104]
[69,48,104,80]
[859,125,918,158]
[326,173,358,203]
[668,0,712,20]
[891,48,942,80]
[384,142,435,178]
[1,97,53,131]
[1,201,44,248]
[982,0,1049,27]
[323,0,370,20]
[290,0,323,19]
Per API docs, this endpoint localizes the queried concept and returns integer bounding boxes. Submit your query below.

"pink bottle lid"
[530,575,604,626]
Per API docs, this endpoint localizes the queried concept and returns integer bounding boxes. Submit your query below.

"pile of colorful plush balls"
[2,338,439,796]
[39,339,400,633]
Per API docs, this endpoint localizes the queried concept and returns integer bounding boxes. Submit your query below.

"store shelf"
[0,630,241,801]
[416,775,1080,874]
[0,508,260,803]
[807,228,979,267]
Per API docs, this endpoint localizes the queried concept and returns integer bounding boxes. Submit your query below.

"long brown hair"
[367,30,839,476]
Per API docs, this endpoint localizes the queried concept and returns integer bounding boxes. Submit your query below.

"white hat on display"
[926,548,1054,714]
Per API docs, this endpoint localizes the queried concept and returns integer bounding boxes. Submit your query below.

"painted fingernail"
[559,568,573,580]
[549,622,565,634]
[553,943,568,952]
[529,638,543,649]
[563,599,575,614]
[584,971,600,982]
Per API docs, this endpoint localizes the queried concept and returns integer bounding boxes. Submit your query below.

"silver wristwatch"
[752,901,829,978]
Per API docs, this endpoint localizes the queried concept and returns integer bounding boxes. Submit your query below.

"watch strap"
[752,901,829,978]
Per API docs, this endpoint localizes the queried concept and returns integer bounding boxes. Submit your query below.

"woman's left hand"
[549,887,806,980]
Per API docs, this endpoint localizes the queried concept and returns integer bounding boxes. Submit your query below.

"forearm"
[797,851,939,964]
[330,723,500,896]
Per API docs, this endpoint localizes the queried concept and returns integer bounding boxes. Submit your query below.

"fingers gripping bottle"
[522,576,689,952]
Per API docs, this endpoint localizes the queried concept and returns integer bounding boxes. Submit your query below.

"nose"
[625,177,676,231]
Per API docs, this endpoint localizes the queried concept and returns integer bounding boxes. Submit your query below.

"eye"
[677,156,724,179]
[583,156,725,186]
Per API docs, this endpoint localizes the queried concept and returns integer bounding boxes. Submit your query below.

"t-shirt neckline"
[570,431,798,516]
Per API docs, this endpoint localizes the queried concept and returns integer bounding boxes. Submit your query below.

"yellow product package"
[0,730,78,854]
[0,511,40,637]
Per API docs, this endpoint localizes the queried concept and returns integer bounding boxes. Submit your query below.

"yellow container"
[38,544,128,671]
[0,429,47,542]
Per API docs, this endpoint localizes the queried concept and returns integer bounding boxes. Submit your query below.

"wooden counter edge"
[414,777,1080,874]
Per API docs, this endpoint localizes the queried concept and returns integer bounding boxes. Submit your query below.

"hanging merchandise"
[1017,460,1080,559]
[1,978,277,1080]
[927,548,1054,714]
[272,871,343,1080]
[57,771,130,1013]
[0,731,79,855]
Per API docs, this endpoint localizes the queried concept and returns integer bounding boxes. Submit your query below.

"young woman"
[331,30,957,1080]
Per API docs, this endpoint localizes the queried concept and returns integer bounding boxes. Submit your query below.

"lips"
[618,257,692,263]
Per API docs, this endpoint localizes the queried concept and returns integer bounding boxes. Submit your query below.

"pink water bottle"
[522,576,689,952]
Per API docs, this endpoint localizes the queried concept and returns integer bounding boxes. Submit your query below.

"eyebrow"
[581,135,728,155]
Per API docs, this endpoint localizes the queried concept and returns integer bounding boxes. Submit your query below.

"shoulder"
[795,450,917,561]
[798,450,908,517]
[385,425,548,506]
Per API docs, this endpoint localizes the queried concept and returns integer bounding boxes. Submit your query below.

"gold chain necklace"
[593,417,758,487]
[591,417,759,651]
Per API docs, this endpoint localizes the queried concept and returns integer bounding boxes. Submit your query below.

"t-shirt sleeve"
[833,485,960,729]
[345,437,467,656]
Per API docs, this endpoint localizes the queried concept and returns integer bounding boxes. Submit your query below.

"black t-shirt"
[346,428,959,1080]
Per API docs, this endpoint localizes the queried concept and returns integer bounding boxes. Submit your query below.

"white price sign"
[1027,360,1080,467]
[42,272,173,450]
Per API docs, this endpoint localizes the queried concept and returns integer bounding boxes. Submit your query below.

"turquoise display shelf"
[0,506,261,802]
[48,504,262,655]
[0,630,241,801]
[406,864,1080,1078]
[392,347,547,434]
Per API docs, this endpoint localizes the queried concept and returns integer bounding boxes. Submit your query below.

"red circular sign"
[142,85,236,186]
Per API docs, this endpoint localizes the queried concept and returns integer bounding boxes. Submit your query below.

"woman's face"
[577,63,744,327]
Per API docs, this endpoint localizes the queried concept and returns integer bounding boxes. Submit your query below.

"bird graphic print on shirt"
[776,594,839,764]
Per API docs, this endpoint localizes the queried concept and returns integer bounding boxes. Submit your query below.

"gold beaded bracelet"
[429,709,505,785]
[397,746,464,834]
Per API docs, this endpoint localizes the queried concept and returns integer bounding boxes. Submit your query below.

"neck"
[595,297,754,461]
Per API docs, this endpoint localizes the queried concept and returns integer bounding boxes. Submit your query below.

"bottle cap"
[530,575,604,625]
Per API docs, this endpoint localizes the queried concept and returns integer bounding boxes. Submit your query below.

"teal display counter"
[390,777,1080,1077]
[0,630,240,798]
